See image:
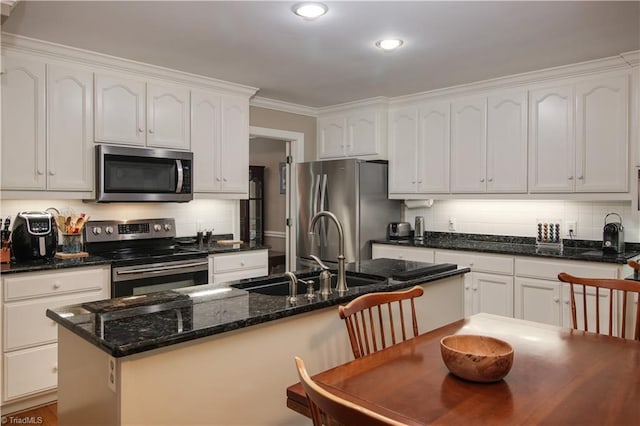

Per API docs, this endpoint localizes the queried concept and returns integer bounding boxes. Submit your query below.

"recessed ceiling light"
[293,2,328,20]
[376,39,404,51]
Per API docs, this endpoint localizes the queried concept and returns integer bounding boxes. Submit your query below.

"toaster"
[602,212,624,254]
[388,222,411,240]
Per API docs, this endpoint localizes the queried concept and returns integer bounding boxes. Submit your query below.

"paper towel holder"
[404,199,434,209]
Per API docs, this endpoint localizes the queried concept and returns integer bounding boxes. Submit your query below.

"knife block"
[1,243,10,264]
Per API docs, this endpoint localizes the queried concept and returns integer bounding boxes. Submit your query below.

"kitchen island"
[47,260,468,425]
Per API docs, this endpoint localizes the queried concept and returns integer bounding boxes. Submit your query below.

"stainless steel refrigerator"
[296,159,401,269]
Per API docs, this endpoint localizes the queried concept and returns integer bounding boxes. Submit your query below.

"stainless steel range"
[84,218,208,297]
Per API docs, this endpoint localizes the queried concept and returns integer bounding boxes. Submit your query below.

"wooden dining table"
[286,313,640,425]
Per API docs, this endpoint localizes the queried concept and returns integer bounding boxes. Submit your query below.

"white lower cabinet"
[209,250,268,286]
[371,244,435,263]
[1,266,110,407]
[514,277,562,326]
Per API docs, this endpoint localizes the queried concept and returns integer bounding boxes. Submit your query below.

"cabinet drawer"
[212,250,268,273]
[4,290,105,350]
[213,268,268,287]
[371,244,435,262]
[4,266,109,301]
[515,258,618,280]
[3,343,57,401]
[435,250,513,275]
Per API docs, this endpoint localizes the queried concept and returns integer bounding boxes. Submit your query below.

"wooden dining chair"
[557,272,640,340]
[628,259,640,275]
[338,285,424,359]
[294,356,410,426]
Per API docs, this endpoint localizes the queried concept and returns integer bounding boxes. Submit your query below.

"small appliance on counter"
[414,216,425,240]
[603,212,624,254]
[388,222,411,240]
[11,211,58,261]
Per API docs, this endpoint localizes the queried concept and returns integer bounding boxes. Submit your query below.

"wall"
[403,200,639,243]
[249,137,287,252]
[249,106,316,161]
[0,199,238,238]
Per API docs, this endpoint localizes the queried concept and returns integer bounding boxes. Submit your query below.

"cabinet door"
[1,54,46,190]
[47,64,93,191]
[146,83,190,150]
[220,95,249,193]
[514,277,562,326]
[575,75,628,192]
[472,272,513,317]
[529,85,574,192]
[346,110,378,156]
[94,73,146,146]
[4,343,57,401]
[487,91,527,193]
[450,97,487,193]
[191,90,222,192]
[318,116,346,159]
[418,102,450,193]
[371,244,435,263]
[388,107,418,194]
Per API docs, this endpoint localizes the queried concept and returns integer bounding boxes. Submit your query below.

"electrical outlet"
[107,356,117,392]
[448,217,456,232]
[566,220,577,237]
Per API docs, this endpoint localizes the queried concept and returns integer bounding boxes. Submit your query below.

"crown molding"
[621,50,640,67]
[1,32,258,97]
[1,0,17,17]
[250,96,318,117]
[389,52,637,107]
[316,96,390,115]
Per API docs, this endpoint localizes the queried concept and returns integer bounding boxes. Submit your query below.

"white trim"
[1,0,17,17]
[316,96,390,115]
[1,33,258,97]
[389,52,637,108]
[621,50,640,67]
[264,231,286,239]
[250,96,318,117]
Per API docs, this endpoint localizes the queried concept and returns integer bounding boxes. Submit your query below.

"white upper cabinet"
[450,96,487,193]
[47,64,94,191]
[574,75,628,192]
[486,91,528,193]
[529,74,628,193]
[529,85,574,192]
[146,83,190,150]
[418,102,450,193]
[1,53,46,190]
[388,107,419,194]
[1,53,92,193]
[317,105,387,159]
[95,74,190,150]
[191,91,248,196]
[318,116,347,158]
[219,95,249,194]
[94,73,146,146]
[389,102,450,196]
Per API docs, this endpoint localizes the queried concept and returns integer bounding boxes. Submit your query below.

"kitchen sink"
[235,273,384,296]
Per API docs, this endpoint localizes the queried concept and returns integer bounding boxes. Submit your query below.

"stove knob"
[105,226,114,235]
[164,223,172,231]
[92,227,102,235]
[153,224,162,232]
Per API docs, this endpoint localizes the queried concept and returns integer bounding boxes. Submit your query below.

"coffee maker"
[11,211,58,261]
[602,212,624,254]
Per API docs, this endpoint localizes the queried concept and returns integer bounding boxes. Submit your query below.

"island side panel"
[57,327,119,426]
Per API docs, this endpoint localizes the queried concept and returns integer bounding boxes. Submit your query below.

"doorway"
[248,126,304,272]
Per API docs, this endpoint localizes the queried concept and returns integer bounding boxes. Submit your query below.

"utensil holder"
[62,233,82,254]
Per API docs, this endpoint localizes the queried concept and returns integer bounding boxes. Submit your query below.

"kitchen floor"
[3,403,57,425]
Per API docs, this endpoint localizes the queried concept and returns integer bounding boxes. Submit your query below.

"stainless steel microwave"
[95,145,193,202]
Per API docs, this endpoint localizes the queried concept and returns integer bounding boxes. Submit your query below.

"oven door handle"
[115,261,209,276]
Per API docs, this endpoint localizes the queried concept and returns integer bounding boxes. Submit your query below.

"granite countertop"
[46,260,469,358]
[373,232,640,264]
[0,239,269,274]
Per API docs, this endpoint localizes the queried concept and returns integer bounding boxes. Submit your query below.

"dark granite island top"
[46,261,468,358]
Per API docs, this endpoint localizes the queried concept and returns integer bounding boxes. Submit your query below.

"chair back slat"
[339,286,425,359]
[558,272,640,341]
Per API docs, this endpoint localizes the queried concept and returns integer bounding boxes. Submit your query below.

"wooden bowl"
[440,334,514,383]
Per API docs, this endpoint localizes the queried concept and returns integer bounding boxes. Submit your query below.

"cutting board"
[55,251,89,259]
[216,240,243,245]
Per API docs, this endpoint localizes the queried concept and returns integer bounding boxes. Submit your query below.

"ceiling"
[3,1,639,108]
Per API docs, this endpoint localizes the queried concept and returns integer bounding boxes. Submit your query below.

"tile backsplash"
[403,200,639,243]
[0,199,239,238]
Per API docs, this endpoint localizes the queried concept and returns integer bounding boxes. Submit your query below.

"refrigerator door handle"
[320,173,328,246]
[313,174,322,247]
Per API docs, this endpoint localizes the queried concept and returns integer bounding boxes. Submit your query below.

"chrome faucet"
[285,271,314,304]
[309,211,347,294]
